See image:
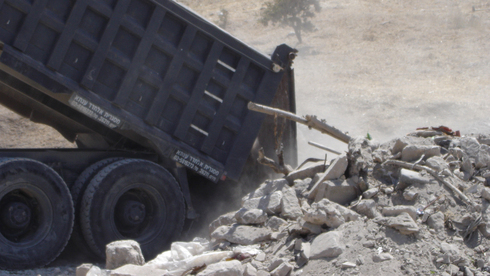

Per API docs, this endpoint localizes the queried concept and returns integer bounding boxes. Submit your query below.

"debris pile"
[78,131,490,276]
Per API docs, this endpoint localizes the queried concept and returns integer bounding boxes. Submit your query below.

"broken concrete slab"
[401,145,441,162]
[105,240,145,270]
[211,224,272,245]
[373,253,394,262]
[243,191,283,215]
[310,231,344,259]
[196,260,244,276]
[280,186,303,220]
[322,178,360,205]
[235,208,268,225]
[373,212,420,235]
[308,154,348,200]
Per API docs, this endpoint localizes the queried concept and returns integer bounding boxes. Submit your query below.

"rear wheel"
[81,159,185,259]
[0,158,74,269]
[69,158,124,258]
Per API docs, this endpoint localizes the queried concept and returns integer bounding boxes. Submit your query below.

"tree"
[259,0,321,43]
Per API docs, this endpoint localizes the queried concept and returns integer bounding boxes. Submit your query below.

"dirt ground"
[1,0,490,275]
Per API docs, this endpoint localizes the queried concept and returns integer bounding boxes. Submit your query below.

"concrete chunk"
[323,178,359,205]
[397,169,431,190]
[374,212,419,235]
[308,154,348,200]
[401,145,441,162]
[209,211,237,234]
[310,231,344,259]
[235,208,268,225]
[105,240,144,270]
[243,191,283,215]
[280,187,303,219]
[382,206,418,221]
[211,224,272,245]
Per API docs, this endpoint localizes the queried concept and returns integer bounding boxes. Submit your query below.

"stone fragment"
[243,179,288,202]
[308,154,348,200]
[299,219,322,234]
[244,263,258,276]
[256,252,266,262]
[401,145,441,162]
[348,137,375,176]
[76,264,97,276]
[427,211,445,232]
[235,208,268,225]
[392,136,433,155]
[373,253,394,262]
[362,188,379,199]
[209,211,237,234]
[270,262,294,276]
[257,270,270,276]
[382,206,418,221]
[426,156,449,172]
[211,224,272,245]
[304,199,360,228]
[286,164,325,184]
[403,190,418,201]
[280,187,303,219]
[482,187,490,201]
[111,264,167,276]
[341,262,357,268]
[266,216,288,231]
[457,137,481,161]
[292,178,312,196]
[373,212,419,235]
[397,169,431,190]
[310,231,344,259]
[355,199,380,218]
[440,242,461,264]
[323,178,360,205]
[268,258,287,271]
[464,266,474,276]
[197,260,244,276]
[105,240,145,270]
[243,191,283,215]
[86,266,102,276]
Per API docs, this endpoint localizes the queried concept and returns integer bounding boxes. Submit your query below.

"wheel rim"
[0,184,52,246]
[110,184,166,241]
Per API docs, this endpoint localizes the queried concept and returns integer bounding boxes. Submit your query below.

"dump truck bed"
[0,0,296,181]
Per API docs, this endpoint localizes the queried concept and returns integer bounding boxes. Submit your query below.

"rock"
[257,270,271,276]
[373,253,394,262]
[392,136,433,155]
[362,188,379,199]
[280,187,303,219]
[211,224,272,245]
[243,179,288,201]
[310,231,344,259]
[235,208,268,225]
[373,212,419,235]
[401,145,441,162]
[105,240,145,270]
[308,154,348,200]
[426,156,449,172]
[348,137,374,175]
[77,264,98,276]
[270,262,294,276]
[397,169,432,190]
[266,216,288,231]
[382,206,418,220]
[299,219,322,234]
[244,263,258,276]
[403,190,418,201]
[464,266,474,276]
[341,262,357,268]
[286,164,325,184]
[440,242,461,264]
[197,260,244,276]
[87,266,102,276]
[482,187,490,201]
[292,178,312,196]
[256,252,266,262]
[427,211,445,232]
[304,199,360,228]
[243,191,283,215]
[457,137,481,161]
[477,145,490,169]
[323,178,360,205]
[355,199,380,218]
[445,263,460,275]
[111,264,167,276]
[209,211,237,234]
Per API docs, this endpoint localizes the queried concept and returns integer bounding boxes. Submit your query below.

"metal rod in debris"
[247,102,352,144]
[308,141,342,155]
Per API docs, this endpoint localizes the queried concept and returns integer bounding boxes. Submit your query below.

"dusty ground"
[1,0,490,275]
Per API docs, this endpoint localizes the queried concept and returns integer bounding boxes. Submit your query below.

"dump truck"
[0,0,297,270]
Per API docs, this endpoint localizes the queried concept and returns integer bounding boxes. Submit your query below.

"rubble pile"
[78,132,490,276]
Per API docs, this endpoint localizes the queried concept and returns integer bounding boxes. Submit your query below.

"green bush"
[260,0,321,43]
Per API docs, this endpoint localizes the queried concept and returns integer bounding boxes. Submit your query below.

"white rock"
[211,224,272,245]
[341,262,357,268]
[355,199,380,218]
[401,145,441,162]
[76,264,97,276]
[265,216,288,231]
[244,263,258,276]
[171,241,207,261]
[362,188,379,199]
[270,262,294,276]
[373,253,394,262]
[323,179,359,205]
[482,187,490,201]
[426,156,449,172]
[209,211,237,234]
[398,169,431,190]
[403,190,418,201]
[235,208,268,225]
[105,240,145,270]
[382,206,418,221]
[280,187,303,219]
[427,211,445,232]
[243,191,283,215]
[304,199,360,228]
[197,260,244,276]
[148,251,233,273]
[310,231,344,259]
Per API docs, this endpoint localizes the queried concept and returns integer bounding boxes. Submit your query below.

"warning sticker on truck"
[69,94,122,129]
[172,149,221,182]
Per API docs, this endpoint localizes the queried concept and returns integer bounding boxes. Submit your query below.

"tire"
[0,158,74,269]
[81,159,185,259]
[69,158,124,258]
